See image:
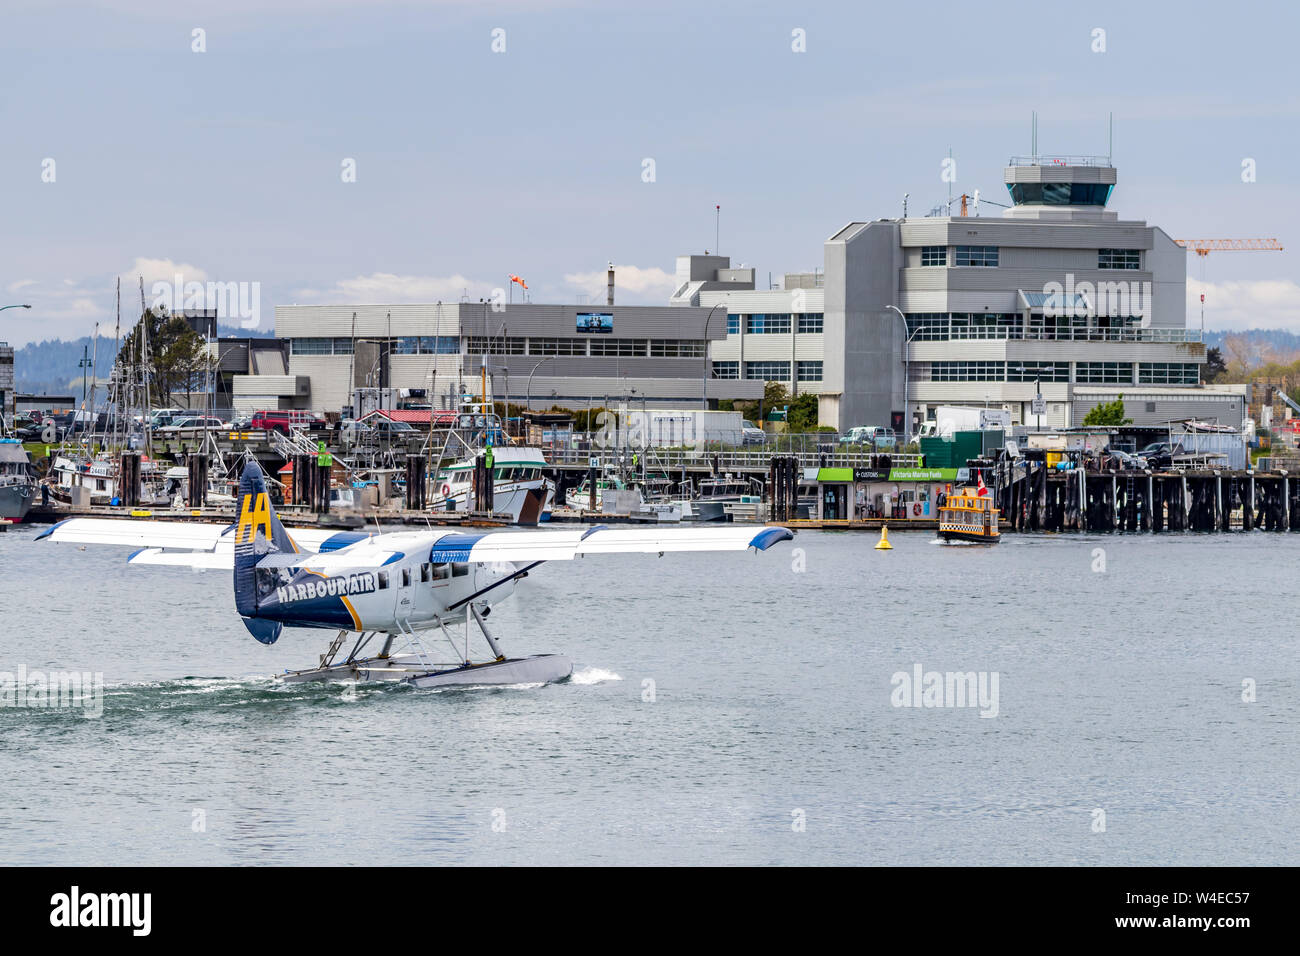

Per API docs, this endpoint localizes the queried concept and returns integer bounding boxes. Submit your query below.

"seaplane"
[38,462,793,688]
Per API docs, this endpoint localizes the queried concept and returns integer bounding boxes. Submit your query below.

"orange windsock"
[508,274,528,290]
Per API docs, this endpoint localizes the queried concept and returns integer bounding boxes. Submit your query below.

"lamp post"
[0,304,33,314]
[883,305,915,439]
[526,356,553,412]
[701,303,727,409]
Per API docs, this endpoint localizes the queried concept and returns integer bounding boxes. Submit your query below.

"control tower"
[1002,156,1118,222]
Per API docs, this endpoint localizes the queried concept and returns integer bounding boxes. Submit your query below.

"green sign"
[887,467,959,482]
[816,467,854,482]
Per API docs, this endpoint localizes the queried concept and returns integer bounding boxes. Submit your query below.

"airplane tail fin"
[233,461,296,643]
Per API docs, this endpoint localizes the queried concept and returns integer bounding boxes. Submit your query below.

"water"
[1,523,1296,865]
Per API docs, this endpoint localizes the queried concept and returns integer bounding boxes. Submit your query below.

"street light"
[0,304,33,313]
[526,356,554,412]
[883,305,917,439]
[701,303,727,409]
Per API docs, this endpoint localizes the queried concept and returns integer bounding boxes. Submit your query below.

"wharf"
[22,502,517,530]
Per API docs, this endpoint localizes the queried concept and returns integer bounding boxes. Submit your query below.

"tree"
[786,392,820,432]
[1081,396,1132,426]
[114,308,208,407]
[1204,346,1227,383]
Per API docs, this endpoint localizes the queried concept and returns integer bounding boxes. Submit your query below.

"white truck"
[916,405,985,440]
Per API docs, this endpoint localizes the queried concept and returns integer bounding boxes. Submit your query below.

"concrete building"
[0,342,13,422]
[671,257,828,403]
[824,155,1202,433]
[685,152,1207,434]
[266,301,762,417]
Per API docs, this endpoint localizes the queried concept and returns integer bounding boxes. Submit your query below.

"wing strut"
[447,561,544,612]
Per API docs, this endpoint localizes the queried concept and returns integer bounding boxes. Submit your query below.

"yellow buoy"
[875,524,892,550]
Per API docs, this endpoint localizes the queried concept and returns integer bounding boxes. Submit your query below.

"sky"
[2,0,1298,347]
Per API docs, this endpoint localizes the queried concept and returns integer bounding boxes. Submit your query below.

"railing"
[545,434,923,472]
[908,325,1202,344]
[1007,155,1113,168]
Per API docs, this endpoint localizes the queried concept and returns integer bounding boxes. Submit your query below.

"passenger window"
[402,568,411,587]
[420,563,431,582]
[378,571,389,589]
[432,564,450,581]
[452,563,469,577]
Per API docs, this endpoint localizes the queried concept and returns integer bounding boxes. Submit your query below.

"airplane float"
[39,462,793,688]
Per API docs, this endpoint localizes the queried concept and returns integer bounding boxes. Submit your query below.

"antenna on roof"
[1108,111,1113,163]
[1031,111,1038,162]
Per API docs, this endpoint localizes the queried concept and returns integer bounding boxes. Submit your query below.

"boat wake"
[569,666,623,685]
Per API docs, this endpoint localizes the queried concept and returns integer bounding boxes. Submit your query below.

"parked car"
[1135,441,1185,470]
[250,410,328,434]
[1106,448,1147,470]
[157,416,229,433]
[841,426,896,449]
[740,421,767,445]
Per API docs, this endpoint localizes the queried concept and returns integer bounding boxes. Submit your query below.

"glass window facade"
[744,361,791,380]
[399,335,464,354]
[796,360,823,382]
[1076,362,1133,384]
[920,245,947,266]
[1098,248,1141,269]
[726,313,740,334]
[746,313,792,334]
[930,361,1004,382]
[797,313,824,333]
[711,361,739,380]
[649,340,706,358]
[588,338,647,357]
[466,336,524,355]
[954,246,999,267]
[1006,182,1114,206]
[1007,361,1069,383]
[1138,363,1199,385]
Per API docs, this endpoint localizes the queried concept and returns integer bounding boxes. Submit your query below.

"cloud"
[563,264,676,305]
[119,257,210,288]
[1192,279,1300,332]
[292,272,494,303]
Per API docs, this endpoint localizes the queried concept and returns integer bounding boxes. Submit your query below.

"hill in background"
[13,323,275,395]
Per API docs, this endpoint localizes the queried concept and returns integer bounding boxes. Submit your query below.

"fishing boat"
[0,439,36,522]
[429,444,554,525]
[687,474,761,522]
[937,485,1001,543]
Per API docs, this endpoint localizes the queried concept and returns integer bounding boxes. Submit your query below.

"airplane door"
[396,563,415,621]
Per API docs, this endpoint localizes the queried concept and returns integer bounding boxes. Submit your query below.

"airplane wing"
[38,518,792,569]
[35,517,377,569]
[425,525,793,563]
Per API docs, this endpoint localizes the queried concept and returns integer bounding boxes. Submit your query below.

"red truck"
[250,410,327,434]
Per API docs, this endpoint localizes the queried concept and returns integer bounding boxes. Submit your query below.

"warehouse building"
[263,301,762,416]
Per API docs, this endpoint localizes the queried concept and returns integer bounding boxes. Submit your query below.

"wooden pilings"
[769,455,798,522]
[994,467,1300,533]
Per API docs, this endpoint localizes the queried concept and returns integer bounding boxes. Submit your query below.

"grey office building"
[687,153,1214,432]
[266,301,761,415]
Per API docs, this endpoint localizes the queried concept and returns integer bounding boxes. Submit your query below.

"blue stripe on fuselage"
[318,531,371,552]
[428,532,487,563]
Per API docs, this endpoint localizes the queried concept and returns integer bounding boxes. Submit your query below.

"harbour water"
[1,525,1296,866]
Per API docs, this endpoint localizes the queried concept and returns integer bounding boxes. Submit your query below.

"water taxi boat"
[938,488,1000,543]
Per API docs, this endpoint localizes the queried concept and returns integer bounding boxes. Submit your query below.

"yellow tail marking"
[236,492,273,544]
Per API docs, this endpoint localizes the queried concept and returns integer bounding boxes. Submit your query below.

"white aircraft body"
[39,463,793,687]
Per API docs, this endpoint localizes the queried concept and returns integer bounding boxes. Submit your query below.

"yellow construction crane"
[1173,239,1284,333]
[1175,238,1284,256]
